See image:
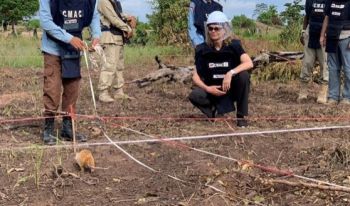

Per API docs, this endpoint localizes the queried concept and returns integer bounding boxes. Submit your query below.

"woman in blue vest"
[39,0,101,145]
[188,11,253,127]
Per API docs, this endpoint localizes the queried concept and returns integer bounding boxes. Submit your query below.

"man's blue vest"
[308,0,326,49]
[192,0,222,38]
[326,0,350,53]
[49,0,96,78]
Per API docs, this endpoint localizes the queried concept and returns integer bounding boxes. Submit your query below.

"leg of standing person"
[113,45,134,99]
[60,76,87,142]
[327,49,342,104]
[316,46,329,104]
[98,44,116,103]
[43,53,62,145]
[339,38,350,104]
[298,31,316,102]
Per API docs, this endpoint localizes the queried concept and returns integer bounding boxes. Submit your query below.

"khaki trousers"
[43,53,80,116]
[300,29,329,84]
[98,44,125,91]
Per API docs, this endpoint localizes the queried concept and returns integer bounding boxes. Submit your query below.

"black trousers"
[188,71,250,117]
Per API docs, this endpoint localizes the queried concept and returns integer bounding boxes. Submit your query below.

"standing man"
[320,0,350,105]
[188,0,223,48]
[39,0,101,145]
[97,0,136,102]
[298,0,328,104]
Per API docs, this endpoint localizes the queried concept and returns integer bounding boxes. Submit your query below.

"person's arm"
[222,53,253,92]
[320,1,331,47]
[192,70,226,96]
[98,0,131,33]
[320,16,329,47]
[90,0,101,47]
[39,0,73,43]
[188,2,204,47]
[39,0,86,50]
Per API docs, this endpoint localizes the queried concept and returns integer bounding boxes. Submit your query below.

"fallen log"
[130,51,304,87]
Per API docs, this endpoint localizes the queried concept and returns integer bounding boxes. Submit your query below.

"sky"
[121,0,306,23]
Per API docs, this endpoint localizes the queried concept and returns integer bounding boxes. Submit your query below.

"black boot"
[237,114,248,128]
[43,118,56,145]
[60,117,87,142]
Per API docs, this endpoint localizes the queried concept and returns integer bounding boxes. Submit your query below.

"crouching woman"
[188,11,253,127]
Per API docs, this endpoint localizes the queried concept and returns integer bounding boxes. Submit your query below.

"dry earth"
[1,59,350,205]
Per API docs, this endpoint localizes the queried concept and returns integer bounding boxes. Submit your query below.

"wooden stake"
[69,105,77,153]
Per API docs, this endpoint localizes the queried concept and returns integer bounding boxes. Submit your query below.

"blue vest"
[192,0,223,38]
[326,0,350,53]
[49,0,96,78]
[308,0,326,49]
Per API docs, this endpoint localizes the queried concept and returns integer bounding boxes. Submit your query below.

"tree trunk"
[11,22,18,37]
[33,28,38,39]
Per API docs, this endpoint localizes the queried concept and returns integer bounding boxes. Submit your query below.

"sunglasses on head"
[208,26,223,32]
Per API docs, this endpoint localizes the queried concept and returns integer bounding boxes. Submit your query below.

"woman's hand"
[206,85,226,96]
[222,72,233,92]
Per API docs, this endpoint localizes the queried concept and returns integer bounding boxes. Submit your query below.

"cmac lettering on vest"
[208,62,229,69]
[331,3,345,9]
[62,10,83,18]
[313,3,325,9]
[331,11,341,16]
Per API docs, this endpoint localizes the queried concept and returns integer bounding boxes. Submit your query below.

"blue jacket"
[40,0,101,56]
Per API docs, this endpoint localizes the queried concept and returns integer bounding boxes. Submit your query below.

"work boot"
[114,88,135,100]
[236,114,248,128]
[297,82,308,102]
[99,90,114,103]
[316,84,328,104]
[43,118,56,145]
[60,117,87,142]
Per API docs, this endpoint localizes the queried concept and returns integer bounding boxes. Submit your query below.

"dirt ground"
[1,58,350,206]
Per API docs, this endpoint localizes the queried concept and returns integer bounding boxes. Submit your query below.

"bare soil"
[1,60,350,205]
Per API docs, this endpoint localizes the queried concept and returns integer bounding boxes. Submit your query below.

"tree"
[27,19,40,38]
[130,21,152,46]
[257,5,282,26]
[0,0,39,35]
[231,15,256,37]
[253,3,268,18]
[148,0,189,45]
[279,0,304,44]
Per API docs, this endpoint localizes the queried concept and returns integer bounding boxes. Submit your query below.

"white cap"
[206,11,229,25]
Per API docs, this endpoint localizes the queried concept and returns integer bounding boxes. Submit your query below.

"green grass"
[0,36,42,68]
[0,35,187,68]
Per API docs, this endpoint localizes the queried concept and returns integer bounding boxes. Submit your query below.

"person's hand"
[222,73,233,92]
[320,35,326,47]
[206,85,226,96]
[124,30,133,39]
[127,16,137,29]
[91,38,100,47]
[69,37,86,50]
